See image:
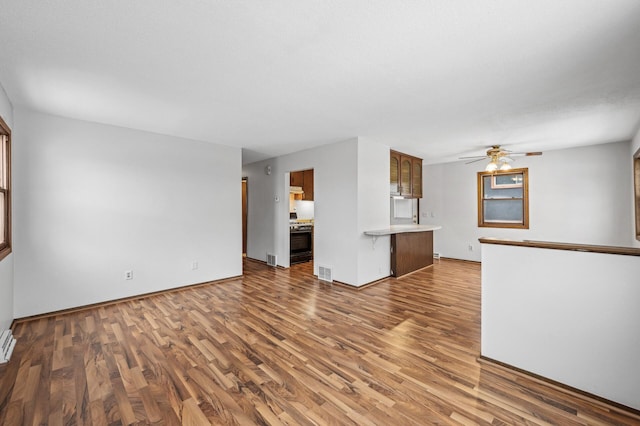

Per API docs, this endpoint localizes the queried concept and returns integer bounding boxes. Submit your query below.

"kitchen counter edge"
[364,224,442,236]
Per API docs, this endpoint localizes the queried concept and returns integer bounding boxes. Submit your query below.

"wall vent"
[318,265,333,282]
[433,252,441,260]
[266,253,277,267]
[0,329,16,364]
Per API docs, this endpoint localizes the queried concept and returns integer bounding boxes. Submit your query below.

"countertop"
[364,224,442,236]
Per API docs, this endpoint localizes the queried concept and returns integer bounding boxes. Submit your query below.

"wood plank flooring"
[1,258,639,425]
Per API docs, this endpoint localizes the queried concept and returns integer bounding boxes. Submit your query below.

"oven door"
[290,230,312,264]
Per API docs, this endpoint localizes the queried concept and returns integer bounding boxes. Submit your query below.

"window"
[477,168,529,229]
[634,150,640,241]
[0,115,11,261]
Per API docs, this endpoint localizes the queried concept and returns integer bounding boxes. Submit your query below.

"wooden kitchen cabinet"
[412,157,422,198]
[390,150,422,198]
[365,225,440,277]
[290,169,314,201]
[303,169,314,201]
[391,230,434,277]
[400,155,412,196]
[390,151,400,195]
[290,171,304,187]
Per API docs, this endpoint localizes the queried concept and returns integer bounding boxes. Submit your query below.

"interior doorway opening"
[289,169,314,266]
[242,178,247,256]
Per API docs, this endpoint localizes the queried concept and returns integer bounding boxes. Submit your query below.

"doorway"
[289,169,314,266]
[242,178,247,256]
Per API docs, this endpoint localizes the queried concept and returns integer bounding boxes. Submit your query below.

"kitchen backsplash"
[292,200,314,220]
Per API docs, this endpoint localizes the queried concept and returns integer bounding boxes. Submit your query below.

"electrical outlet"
[468,244,473,251]
[191,261,198,270]
[124,270,133,280]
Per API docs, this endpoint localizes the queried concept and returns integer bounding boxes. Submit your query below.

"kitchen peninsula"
[365,224,441,277]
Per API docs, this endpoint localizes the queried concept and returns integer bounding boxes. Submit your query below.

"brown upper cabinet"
[290,169,314,201]
[390,150,422,198]
[411,157,422,198]
[302,169,314,201]
[290,171,304,187]
[390,151,400,195]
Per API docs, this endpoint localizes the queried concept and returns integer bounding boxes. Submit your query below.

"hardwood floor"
[1,258,639,425]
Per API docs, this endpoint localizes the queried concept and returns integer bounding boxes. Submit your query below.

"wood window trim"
[634,148,640,241]
[477,168,529,229]
[0,114,11,261]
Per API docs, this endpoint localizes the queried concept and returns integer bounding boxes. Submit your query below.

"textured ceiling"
[1,1,640,164]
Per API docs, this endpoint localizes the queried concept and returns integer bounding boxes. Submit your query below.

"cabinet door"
[412,158,422,199]
[400,156,412,196]
[290,171,304,187]
[303,169,314,200]
[390,151,400,195]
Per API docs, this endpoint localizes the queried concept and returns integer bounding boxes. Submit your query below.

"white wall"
[0,81,14,330]
[482,242,640,410]
[357,139,391,284]
[243,158,277,265]
[243,138,390,286]
[13,109,242,318]
[310,139,359,284]
[423,141,633,261]
[244,139,358,283]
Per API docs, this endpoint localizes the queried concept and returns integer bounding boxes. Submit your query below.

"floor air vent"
[266,253,277,267]
[0,330,16,364]
[318,266,333,282]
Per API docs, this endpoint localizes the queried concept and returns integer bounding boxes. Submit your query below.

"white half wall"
[243,138,390,286]
[13,109,242,318]
[0,80,14,331]
[482,242,640,410]
[423,141,634,261]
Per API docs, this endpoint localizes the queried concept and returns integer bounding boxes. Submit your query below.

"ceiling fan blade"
[509,151,543,157]
[465,158,488,164]
[459,155,487,160]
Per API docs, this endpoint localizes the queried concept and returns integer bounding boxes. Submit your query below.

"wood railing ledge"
[479,237,640,257]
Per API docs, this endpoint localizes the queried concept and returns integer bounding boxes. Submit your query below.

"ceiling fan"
[459,145,542,171]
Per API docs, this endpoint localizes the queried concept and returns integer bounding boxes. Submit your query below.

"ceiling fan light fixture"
[460,145,542,170]
[485,161,499,172]
[499,161,512,171]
